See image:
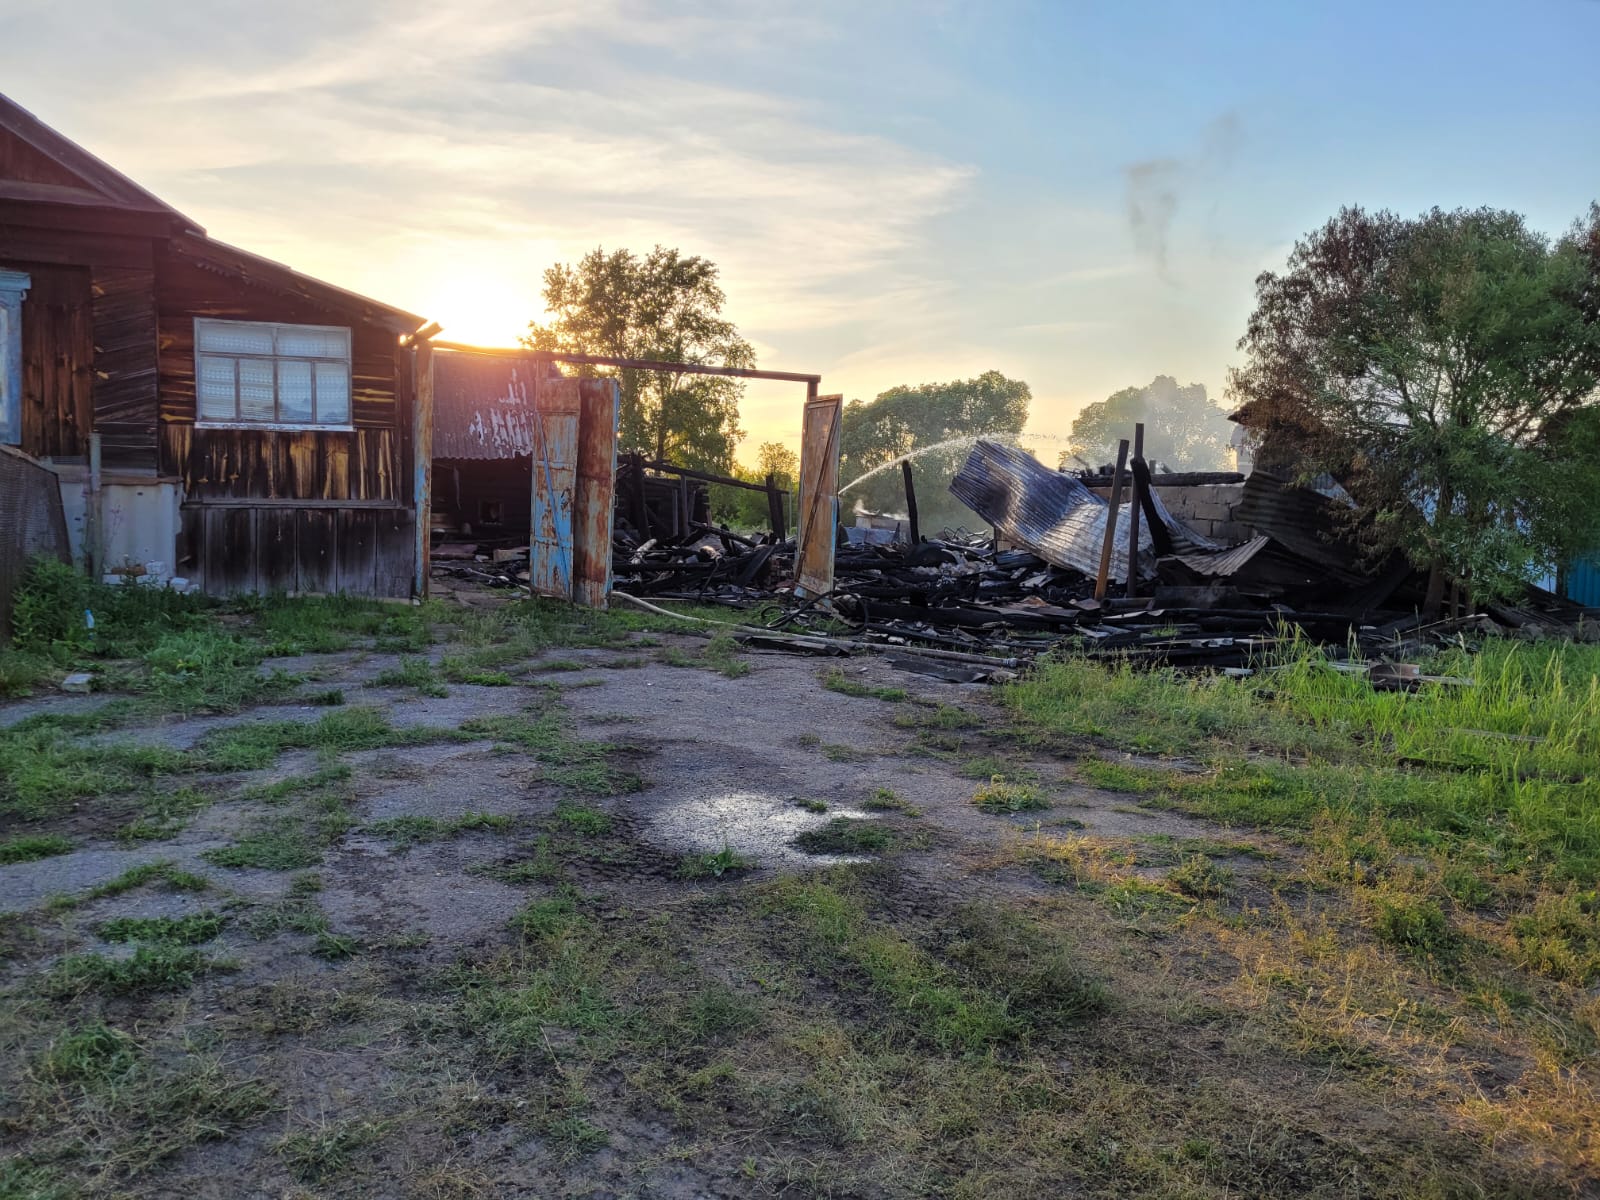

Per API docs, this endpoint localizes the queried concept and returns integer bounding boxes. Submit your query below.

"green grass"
[98,911,227,945]
[439,655,515,685]
[367,811,513,847]
[820,742,869,762]
[372,656,448,697]
[0,833,73,863]
[821,668,908,702]
[970,775,1049,814]
[1166,853,1234,900]
[0,725,191,819]
[276,1118,393,1183]
[659,632,750,678]
[763,875,1105,1053]
[794,818,893,855]
[203,813,342,870]
[1011,641,1600,884]
[42,1022,141,1084]
[552,799,613,836]
[677,844,757,879]
[462,712,641,795]
[201,706,464,771]
[862,787,921,816]
[43,944,233,997]
[47,861,209,911]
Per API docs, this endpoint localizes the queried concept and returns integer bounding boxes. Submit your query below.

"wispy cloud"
[1,0,973,349]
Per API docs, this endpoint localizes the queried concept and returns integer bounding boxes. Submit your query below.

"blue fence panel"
[1567,557,1600,608]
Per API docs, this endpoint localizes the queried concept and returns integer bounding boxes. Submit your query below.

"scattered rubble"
[433,438,1597,677]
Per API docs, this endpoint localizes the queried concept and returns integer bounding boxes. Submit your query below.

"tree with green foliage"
[1061,376,1232,471]
[525,246,755,474]
[1230,204,1600,607]
[711,441,799,530]
[839,371,1031,530]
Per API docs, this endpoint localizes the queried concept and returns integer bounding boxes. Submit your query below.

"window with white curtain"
[194,319,353,428]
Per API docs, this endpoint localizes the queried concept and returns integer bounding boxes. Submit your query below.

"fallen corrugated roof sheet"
[950,440,1219,582]
[1233,464,1369,584]
[433,349,542,461]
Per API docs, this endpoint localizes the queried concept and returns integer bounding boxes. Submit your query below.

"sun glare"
[424,275,543,348]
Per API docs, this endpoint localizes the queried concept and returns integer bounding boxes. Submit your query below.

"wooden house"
[0,93,433,599]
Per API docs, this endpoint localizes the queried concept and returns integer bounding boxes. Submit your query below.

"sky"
[2,0,1597,465]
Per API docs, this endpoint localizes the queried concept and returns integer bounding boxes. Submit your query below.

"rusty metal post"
[1125,422,1144,597]
[1094,438,1130,601]
[411,338,434,600]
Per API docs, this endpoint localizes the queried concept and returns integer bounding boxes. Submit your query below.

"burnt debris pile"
[433,439,1595,670]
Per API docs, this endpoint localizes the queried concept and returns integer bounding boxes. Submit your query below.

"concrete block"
[61,673,94,694]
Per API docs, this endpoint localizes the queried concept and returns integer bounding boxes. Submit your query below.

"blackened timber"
[901,459,920,546]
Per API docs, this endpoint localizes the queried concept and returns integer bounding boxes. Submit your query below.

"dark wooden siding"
[10,262,93,459]
[155,245,416,596]
[176,505,414,598]
[155,248,406,503]
[91,267,159,470]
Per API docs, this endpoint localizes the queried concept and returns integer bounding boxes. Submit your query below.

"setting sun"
[423,273,542,348]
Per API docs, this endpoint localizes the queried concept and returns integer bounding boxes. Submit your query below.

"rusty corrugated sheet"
[433,349,541,461]
[950,440,1175,582]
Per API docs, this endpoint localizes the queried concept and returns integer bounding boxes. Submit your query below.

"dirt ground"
[0,600,1588,1199]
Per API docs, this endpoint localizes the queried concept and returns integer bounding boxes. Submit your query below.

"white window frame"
[0,268,29,446]
[193,318,354,432]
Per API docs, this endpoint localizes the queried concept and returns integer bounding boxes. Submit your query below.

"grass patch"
[0,833,73,864]
[462,712,640,796]
[1165,853,1234,900]
[970,775,1048,814]
[200,706,462,771]
[0,726,192,820]
[43,944,233,997]
[48,860,209,911]
[367,811,514,847]
[440,655,515,686]
[677,844,757,879]
[764,875,1104,1052]
[862,787,921,816]
[42,1022,141,1084]
[659,633,749,678]
[820,742,869,762]
[276,1118,392,1183]
[794,818,892,855]
[552,799,613,836]
[821,669,908,702]
[98,911,227,945]
[203,814,340,871]
[372,656,448,697]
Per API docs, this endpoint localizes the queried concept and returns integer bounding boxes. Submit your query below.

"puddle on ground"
[645,792,881,869]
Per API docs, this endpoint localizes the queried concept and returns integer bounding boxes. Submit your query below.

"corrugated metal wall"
[1566,557,1600,608]
[0,446,70,636]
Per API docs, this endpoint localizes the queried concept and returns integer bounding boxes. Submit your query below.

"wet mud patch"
[643,790,889,870]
